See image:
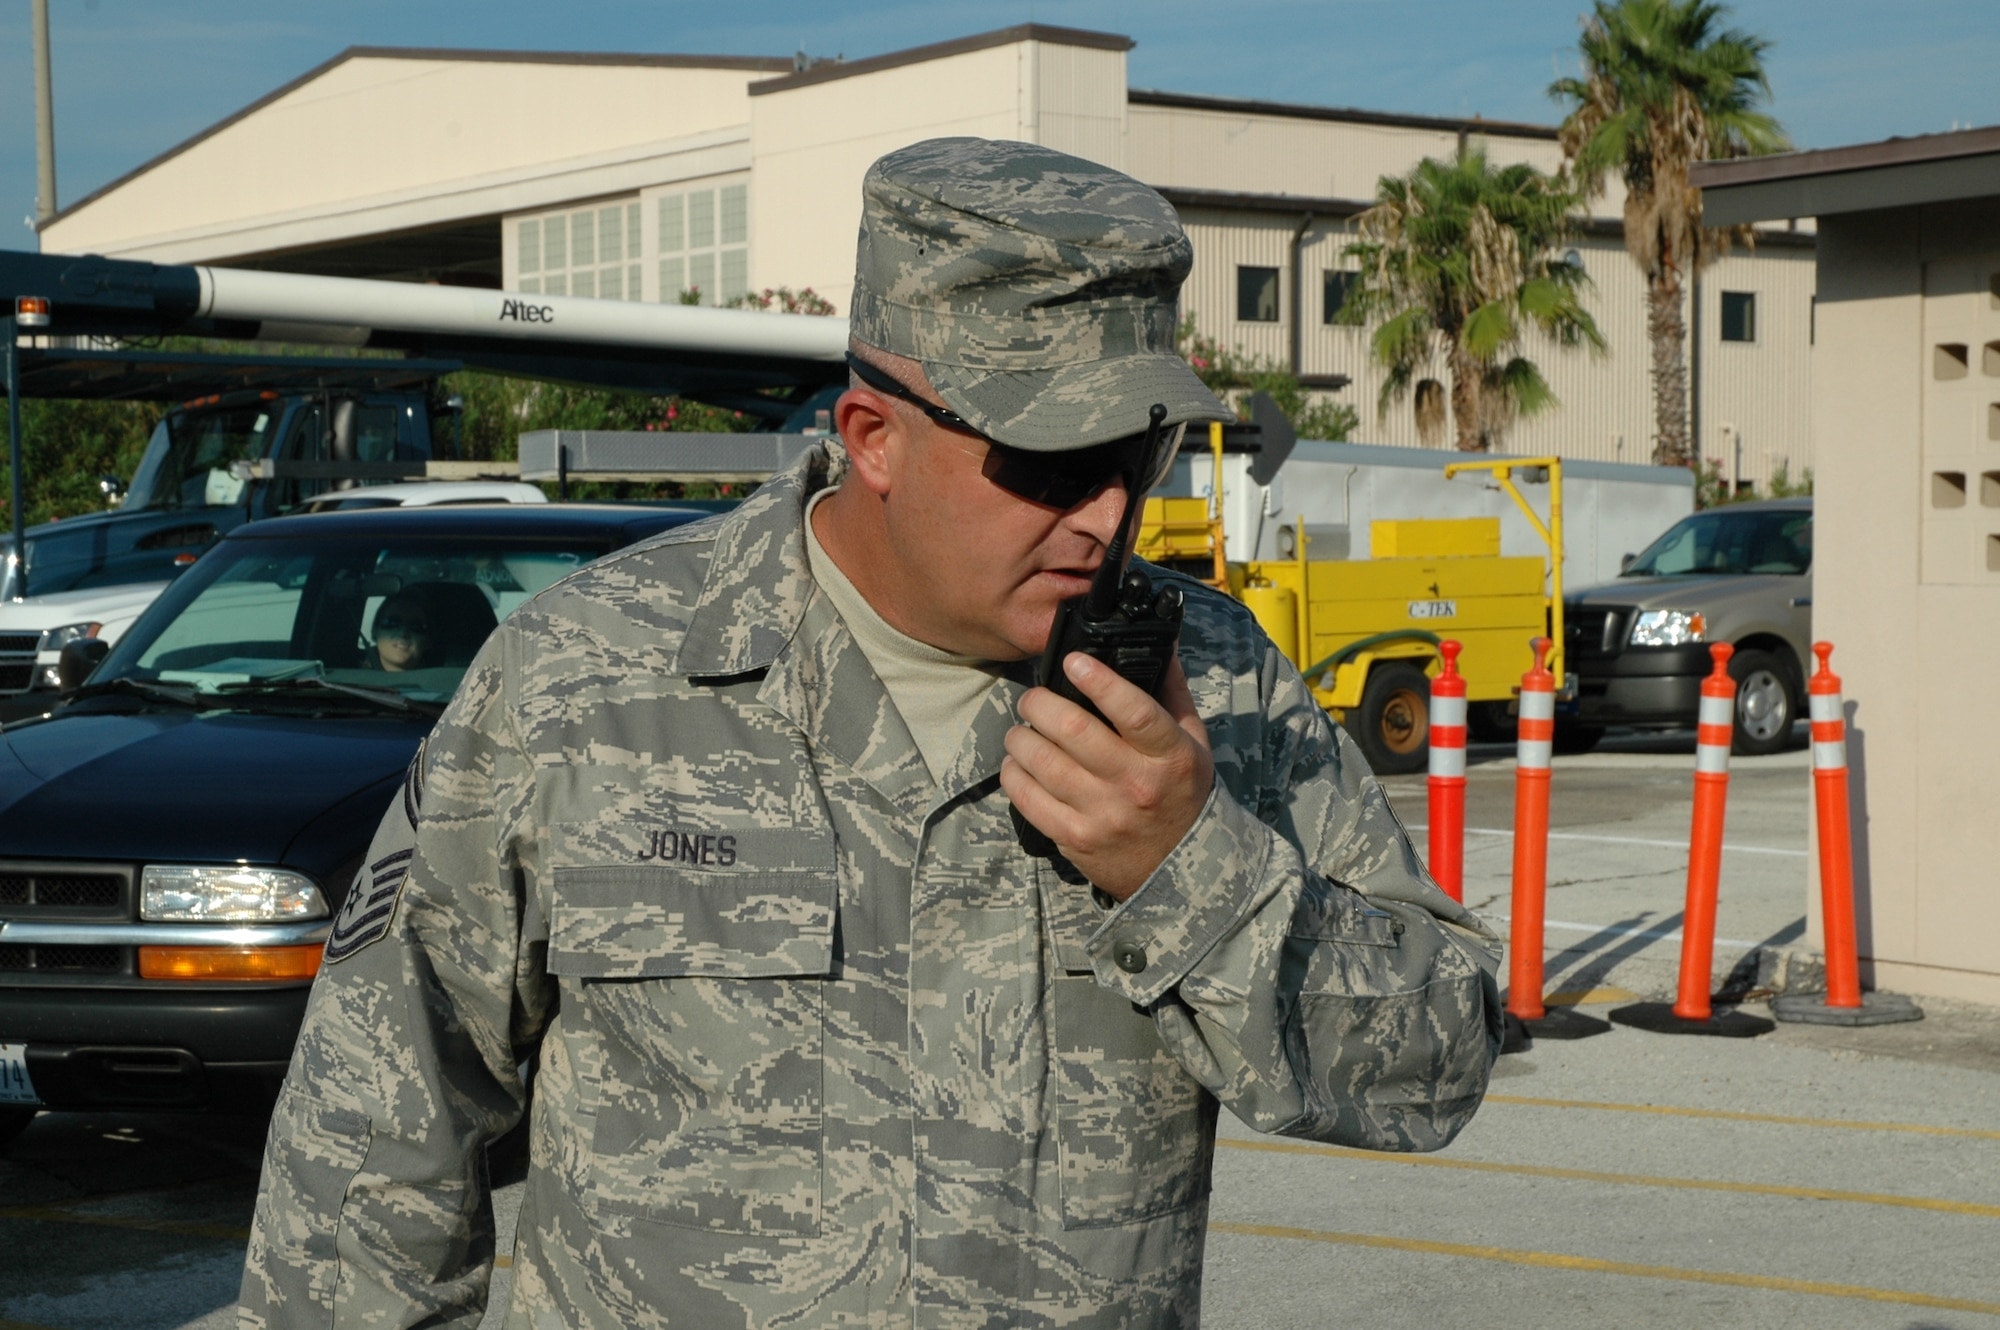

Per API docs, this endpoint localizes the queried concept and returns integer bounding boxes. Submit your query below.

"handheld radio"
[1015,403,1185,858]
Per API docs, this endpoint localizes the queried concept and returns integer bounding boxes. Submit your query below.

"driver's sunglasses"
[845,353,1183,509]
[376,616,430,636]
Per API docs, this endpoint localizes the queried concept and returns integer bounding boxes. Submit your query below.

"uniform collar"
[671,443,838,679]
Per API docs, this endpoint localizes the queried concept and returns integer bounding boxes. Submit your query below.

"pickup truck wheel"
[1553,723,1605,755]
[0,1107,34,1153]
[1729,648,1797,757]
[1348,662,1431,777]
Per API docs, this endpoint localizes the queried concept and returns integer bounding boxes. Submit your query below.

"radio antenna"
[1084,403,1167,618]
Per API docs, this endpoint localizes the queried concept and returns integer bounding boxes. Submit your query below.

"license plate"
[1408,599,1457,620]
[0,1043,38,1104]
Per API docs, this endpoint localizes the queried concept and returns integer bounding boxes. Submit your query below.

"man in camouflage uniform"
[242,137,1501,1329]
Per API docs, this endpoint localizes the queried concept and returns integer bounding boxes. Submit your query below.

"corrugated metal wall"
[1030,42,1129,171]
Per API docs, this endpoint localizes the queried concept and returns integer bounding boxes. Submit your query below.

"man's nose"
[1067,476,1131,544]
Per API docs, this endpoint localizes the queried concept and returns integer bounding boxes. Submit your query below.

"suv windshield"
[90,532,607,707]
[1623,509,1812,578]
[123,403,285,513]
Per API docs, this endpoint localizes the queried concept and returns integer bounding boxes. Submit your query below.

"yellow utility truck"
[1137,431,1566,775]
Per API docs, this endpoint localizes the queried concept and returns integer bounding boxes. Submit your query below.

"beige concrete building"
[1698,127,2000,1004]
[41,24,1812,475]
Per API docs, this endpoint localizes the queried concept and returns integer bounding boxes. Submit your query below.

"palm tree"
[1340,147,1604,452]
[1551,0,1788,466]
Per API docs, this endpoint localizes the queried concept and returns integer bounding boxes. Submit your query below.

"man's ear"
[833,387,897,498]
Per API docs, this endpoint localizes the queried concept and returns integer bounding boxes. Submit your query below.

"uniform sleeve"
[1081,637,1504,1152]
[241,624,553,1329]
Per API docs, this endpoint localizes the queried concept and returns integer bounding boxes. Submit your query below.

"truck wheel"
[1467,701,1517,744]
[0,1107,35,1153]
[1729,648,1797,757]
[1349,662,1431,776]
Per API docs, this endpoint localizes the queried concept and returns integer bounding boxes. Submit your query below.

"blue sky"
[3,0,1996,245]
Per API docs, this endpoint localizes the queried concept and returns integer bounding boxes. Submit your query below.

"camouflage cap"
[850,137,1229,452]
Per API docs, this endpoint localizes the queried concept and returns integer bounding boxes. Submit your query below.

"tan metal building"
[40,24,1812,474]
[1698,127,2000,1005]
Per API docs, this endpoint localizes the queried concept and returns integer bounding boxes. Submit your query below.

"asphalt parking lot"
[2,728,1995,1329]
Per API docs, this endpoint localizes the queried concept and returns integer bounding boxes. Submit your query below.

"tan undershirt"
[805,489,1004,783]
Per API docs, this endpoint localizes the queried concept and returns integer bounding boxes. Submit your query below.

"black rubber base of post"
[1770,991,1924,1026]
[1524,1006,1615,1040]
[1499,1005,1614,1054]
[1607,1001,1775,1038]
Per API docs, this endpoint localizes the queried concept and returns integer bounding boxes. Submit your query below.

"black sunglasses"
[845,353,1182,509]
[376,616,430,635]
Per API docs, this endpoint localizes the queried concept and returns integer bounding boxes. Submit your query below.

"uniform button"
[1114,942,1148,974]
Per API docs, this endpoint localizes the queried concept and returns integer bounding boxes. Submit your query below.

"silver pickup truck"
[1561,498,1812,755]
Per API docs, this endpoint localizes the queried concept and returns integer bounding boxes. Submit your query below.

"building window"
[1238,266,1279,322]
[1323,270,1359,324]
[659,182,750,306]
[515,202,641,300]
[1721,291,1757,343]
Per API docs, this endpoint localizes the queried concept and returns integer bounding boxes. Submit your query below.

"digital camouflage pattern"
[848,138,1229,452]
[241,445,1502,1330]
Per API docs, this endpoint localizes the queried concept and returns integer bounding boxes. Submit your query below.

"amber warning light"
[14,296,52,329]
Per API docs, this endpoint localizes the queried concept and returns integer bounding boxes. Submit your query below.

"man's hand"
[1001,652,1215,900]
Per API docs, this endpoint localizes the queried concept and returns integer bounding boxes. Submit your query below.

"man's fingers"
[1059,653,1185,756]
[1004,716,1096,809]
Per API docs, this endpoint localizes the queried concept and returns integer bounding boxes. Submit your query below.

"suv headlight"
[140,865,329,922]
[1629,609,1707,647]
[39,621,102,653]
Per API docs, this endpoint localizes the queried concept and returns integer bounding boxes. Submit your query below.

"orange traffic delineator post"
[1612,644,1773,1038]
[1503,638,1609,1049]
[1771,643,1922,1027]
[1427,640,1467,903]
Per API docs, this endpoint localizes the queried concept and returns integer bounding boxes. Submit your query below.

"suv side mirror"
[58,638,113,693]
[1620,552,1636,573]
[99,474,127,507]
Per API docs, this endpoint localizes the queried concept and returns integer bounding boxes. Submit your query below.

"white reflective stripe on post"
[1431,695,1467,728]
[1699,694,1736,728]
[1430,746,1467,778]
[1517,739,1552,769]
[1809,693,1844,724]
[1696,743,1732,775]
[1517,690,1555,722]
[1814,741,1848,770]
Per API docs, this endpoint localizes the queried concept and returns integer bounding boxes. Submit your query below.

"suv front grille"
[0,943,124,973]
[0,632,39,695]
[0,863,133,917]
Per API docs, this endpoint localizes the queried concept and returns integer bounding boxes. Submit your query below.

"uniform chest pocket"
[548,835,835,1238]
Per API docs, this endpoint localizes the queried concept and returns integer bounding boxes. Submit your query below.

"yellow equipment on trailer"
[1136,424,1569,775]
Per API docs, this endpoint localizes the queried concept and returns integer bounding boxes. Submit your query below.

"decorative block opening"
[1987,342,2000,376]
[1932,471,1967,508]
[1935,343,1969,379]
[1984,472,2000,507]
[1990,272,2000,309]
[1991,403,2000,441]
[1990,535,2000,573]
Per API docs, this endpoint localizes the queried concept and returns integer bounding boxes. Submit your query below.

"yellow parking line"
[0,1203,248,1242]
[1209,1221,2000,1317]
[1484,1093,2000,1141]
[1218,1137,2000,1219]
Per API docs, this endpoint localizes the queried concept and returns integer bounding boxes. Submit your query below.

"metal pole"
[5,318,26,598]
[33,0,59,222]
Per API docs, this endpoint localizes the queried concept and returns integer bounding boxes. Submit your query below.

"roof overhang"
[1693,126,2000,226]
